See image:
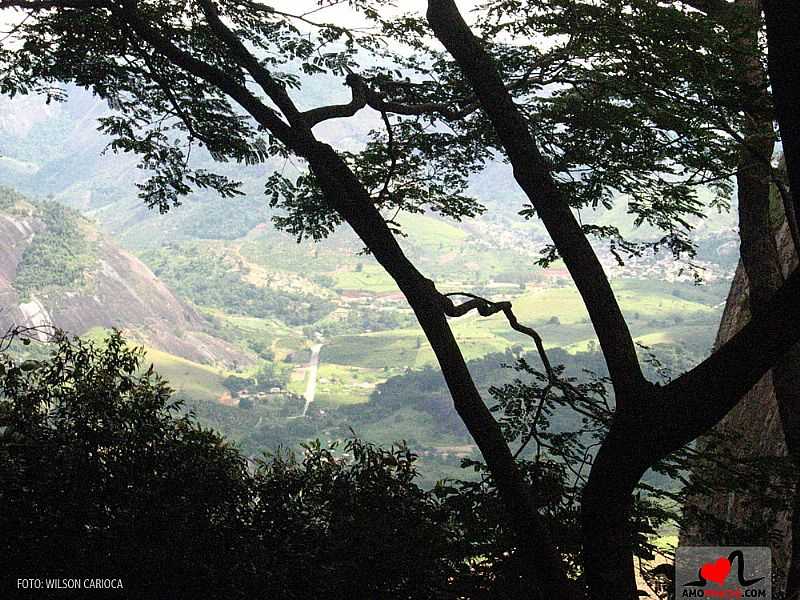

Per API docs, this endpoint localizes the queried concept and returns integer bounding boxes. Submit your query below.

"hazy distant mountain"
[1,88,738,267]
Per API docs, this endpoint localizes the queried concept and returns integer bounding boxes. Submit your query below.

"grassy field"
[142,347,229,402]
[395,212,468,247]
[310,277,722,375]
[82,327,229,403]
[313,364,396,406]
[511,281,717,327]
[321,333,422,369]
[332,264,399,293]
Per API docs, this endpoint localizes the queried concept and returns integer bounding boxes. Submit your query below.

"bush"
[0,332,250,598]
[0,332,472,599]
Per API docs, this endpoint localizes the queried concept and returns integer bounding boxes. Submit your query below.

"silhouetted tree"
[2,1,800,597]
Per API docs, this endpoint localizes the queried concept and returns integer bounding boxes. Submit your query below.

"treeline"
[2,333,778,599]
[235,342,701,459]
[140,244,334,325]
[315,308,416,336]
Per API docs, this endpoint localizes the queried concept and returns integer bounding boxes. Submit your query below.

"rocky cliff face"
[680,223,797,586]
[0,192,249,368]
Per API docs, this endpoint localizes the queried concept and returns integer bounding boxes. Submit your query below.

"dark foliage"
[0,332,472,599]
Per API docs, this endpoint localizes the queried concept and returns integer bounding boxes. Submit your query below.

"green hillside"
[0,91,737,489]
[83,328,229,402]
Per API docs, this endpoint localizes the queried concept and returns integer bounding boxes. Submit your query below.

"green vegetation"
[140,243,335,325]
[315,307,415,336]
[82,327,229,401]
[322,333,422,369]
[395,212,468,247]
[1,333,472,599]
[3,0,798,593]
[201,309,307,361]
[142,346,229,402]
[312,364,391,406]
[0,186,23,210]
[239,231,352,273]
[13,201,97,299]
[332,264,398,292]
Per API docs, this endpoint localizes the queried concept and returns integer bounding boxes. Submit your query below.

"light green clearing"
[317,280,722,371]
[208,311,298,337]
[81,327,228,402]
[314,364,398,406]
[512,284,715,327]
[395,212,468,247]
[332,264,399,293]
[321,333,422,369]
[142,347,228,402]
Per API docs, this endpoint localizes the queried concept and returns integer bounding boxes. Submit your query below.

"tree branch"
[107,0,302,153]
[0,323,62,351]
[300,142,577,598]
[300,72,480,127]
[645,0,800,457]
[650,266,800,455]
[299,72,369,126]
[376,108,398,204]
[442,292,555,380]
[196,0,306,128]
[427,0,646,402]
[1,3,575,593]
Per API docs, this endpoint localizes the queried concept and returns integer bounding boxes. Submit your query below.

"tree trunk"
[762,3,800,596]
[732,3,800,595]
[302,140,576,599]
[581,417,652,600]
[762,1,800,214]
[424,1,800,598]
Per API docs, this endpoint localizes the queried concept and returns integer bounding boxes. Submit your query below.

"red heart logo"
[701,557,731,585]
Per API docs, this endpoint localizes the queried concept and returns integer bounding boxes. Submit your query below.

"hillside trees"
[1,1,800,598]
[13,202,97,299]
[0,331,469,599]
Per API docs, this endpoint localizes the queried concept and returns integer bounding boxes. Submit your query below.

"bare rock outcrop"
[0,194,250,368]
[680,223,797,586]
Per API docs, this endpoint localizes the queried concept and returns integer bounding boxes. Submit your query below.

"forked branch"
[442,291,555,381]
[300,72,480,127]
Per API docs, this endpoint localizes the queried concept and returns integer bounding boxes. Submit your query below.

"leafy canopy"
[0,0,748,260]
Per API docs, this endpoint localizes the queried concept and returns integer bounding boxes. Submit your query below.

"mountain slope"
[0,187,250,368]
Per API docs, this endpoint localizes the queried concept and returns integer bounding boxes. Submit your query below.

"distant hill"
[0,187,250,369]
[0,89,739,483]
